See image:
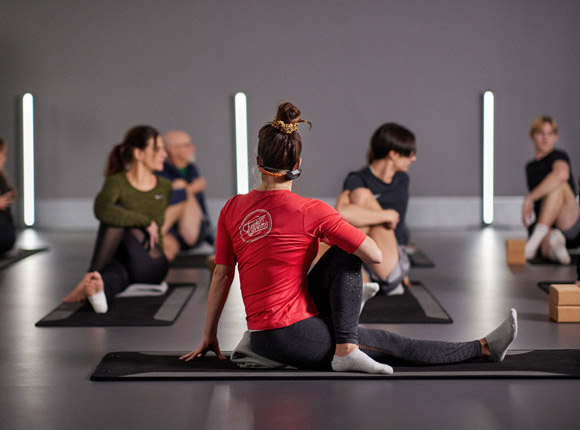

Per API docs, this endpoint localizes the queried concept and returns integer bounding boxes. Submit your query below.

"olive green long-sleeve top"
[93,173,172,239]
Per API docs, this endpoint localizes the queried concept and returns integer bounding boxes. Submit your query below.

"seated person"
[0,137,17,254]
[63,126,172,313]
[181,102,518,374]
[158,130,213,261]
[523,116,579,264]
[336,123,416,294]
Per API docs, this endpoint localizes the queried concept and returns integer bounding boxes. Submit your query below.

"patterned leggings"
[251,246,481,370]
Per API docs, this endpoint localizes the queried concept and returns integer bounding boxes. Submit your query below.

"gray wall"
[1,0,579,220]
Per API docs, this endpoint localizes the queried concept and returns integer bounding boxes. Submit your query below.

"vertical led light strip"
[22,93,35,227]
[482,90,494,225]
[234,92,249,194]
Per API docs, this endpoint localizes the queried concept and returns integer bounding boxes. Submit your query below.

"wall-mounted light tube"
[482,90,494,225]
[22,93,35,227]
[234,92,249,194]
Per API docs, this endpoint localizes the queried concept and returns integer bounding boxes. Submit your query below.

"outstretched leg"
[358,308,518,365]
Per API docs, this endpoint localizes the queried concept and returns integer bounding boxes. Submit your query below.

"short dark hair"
[367,123,416,164]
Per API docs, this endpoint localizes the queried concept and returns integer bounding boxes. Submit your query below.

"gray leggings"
[251,246,481,370]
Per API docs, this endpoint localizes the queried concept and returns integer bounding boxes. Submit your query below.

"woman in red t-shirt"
[181,102,518,374]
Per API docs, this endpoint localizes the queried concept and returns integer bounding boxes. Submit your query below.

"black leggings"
[251,246,481,370]
[88,224,168,301]
[0,213,16,254]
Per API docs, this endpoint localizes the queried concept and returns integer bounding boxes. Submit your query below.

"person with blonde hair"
[523,116,579,263]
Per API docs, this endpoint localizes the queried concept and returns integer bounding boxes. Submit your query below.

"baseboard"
[33,196,525,230]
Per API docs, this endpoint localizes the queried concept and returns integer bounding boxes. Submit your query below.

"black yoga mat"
[359,282,452,324]
[90,349,580,381]
[407,248,435,268]
[0,247,48,271]
[529,254,579,266]
[537,281,576,294]
[35,284,195,327]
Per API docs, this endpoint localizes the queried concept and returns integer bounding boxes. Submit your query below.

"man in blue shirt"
[159,130,213,261]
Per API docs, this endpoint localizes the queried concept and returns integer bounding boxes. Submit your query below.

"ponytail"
[104,143,130,176]
[103,125,160,176]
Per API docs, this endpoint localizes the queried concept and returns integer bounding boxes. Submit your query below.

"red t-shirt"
[215,190,366,331]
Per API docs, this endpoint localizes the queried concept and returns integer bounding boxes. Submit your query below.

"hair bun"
[275,102,302,124]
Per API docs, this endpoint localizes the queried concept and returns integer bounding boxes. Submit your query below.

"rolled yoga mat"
[0,247,48,271]
[35,284,196,327]
[90,349,580,381]
[359,281,452,324]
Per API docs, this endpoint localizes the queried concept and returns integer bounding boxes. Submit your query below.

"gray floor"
[1,227,579,430]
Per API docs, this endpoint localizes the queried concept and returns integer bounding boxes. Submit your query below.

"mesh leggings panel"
[89,224,168,300]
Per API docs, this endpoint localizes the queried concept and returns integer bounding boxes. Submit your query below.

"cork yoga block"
[505,239,526,265]
[550,302,580,322]
[549,284,580,322]
[549,284,580,306]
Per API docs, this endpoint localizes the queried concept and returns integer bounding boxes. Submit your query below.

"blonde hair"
[529,116,558,136]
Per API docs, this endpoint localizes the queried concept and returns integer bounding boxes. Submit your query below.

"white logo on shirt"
[239,209,272,242]
[154,194,164,200]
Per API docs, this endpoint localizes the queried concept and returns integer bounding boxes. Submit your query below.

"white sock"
[360,282,380,313]
[525,224,549,259]
[331,349,393,375]
[88,290,108,313]
[485,308,518,362]
[548,229,571,265]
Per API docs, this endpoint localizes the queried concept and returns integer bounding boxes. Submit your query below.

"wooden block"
[549,284,580,306]
[506,254,526,265]
[505,239,526,265]
[550,302,580,322]
[506,239,526,253]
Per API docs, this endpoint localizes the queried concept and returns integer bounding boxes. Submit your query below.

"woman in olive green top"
[63,126,172,312]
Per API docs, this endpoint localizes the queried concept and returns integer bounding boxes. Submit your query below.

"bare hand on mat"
[180,335,225,361]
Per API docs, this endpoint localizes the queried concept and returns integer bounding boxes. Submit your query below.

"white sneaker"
[548,229,571,265]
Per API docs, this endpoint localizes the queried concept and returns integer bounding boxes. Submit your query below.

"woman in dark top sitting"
[336,123,416,294]
[0,137,17,254]
[523,116,579,264]
[63,126,172,312]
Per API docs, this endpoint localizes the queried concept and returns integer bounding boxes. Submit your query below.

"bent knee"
[548,182,575,197]
[349,187,375,205]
